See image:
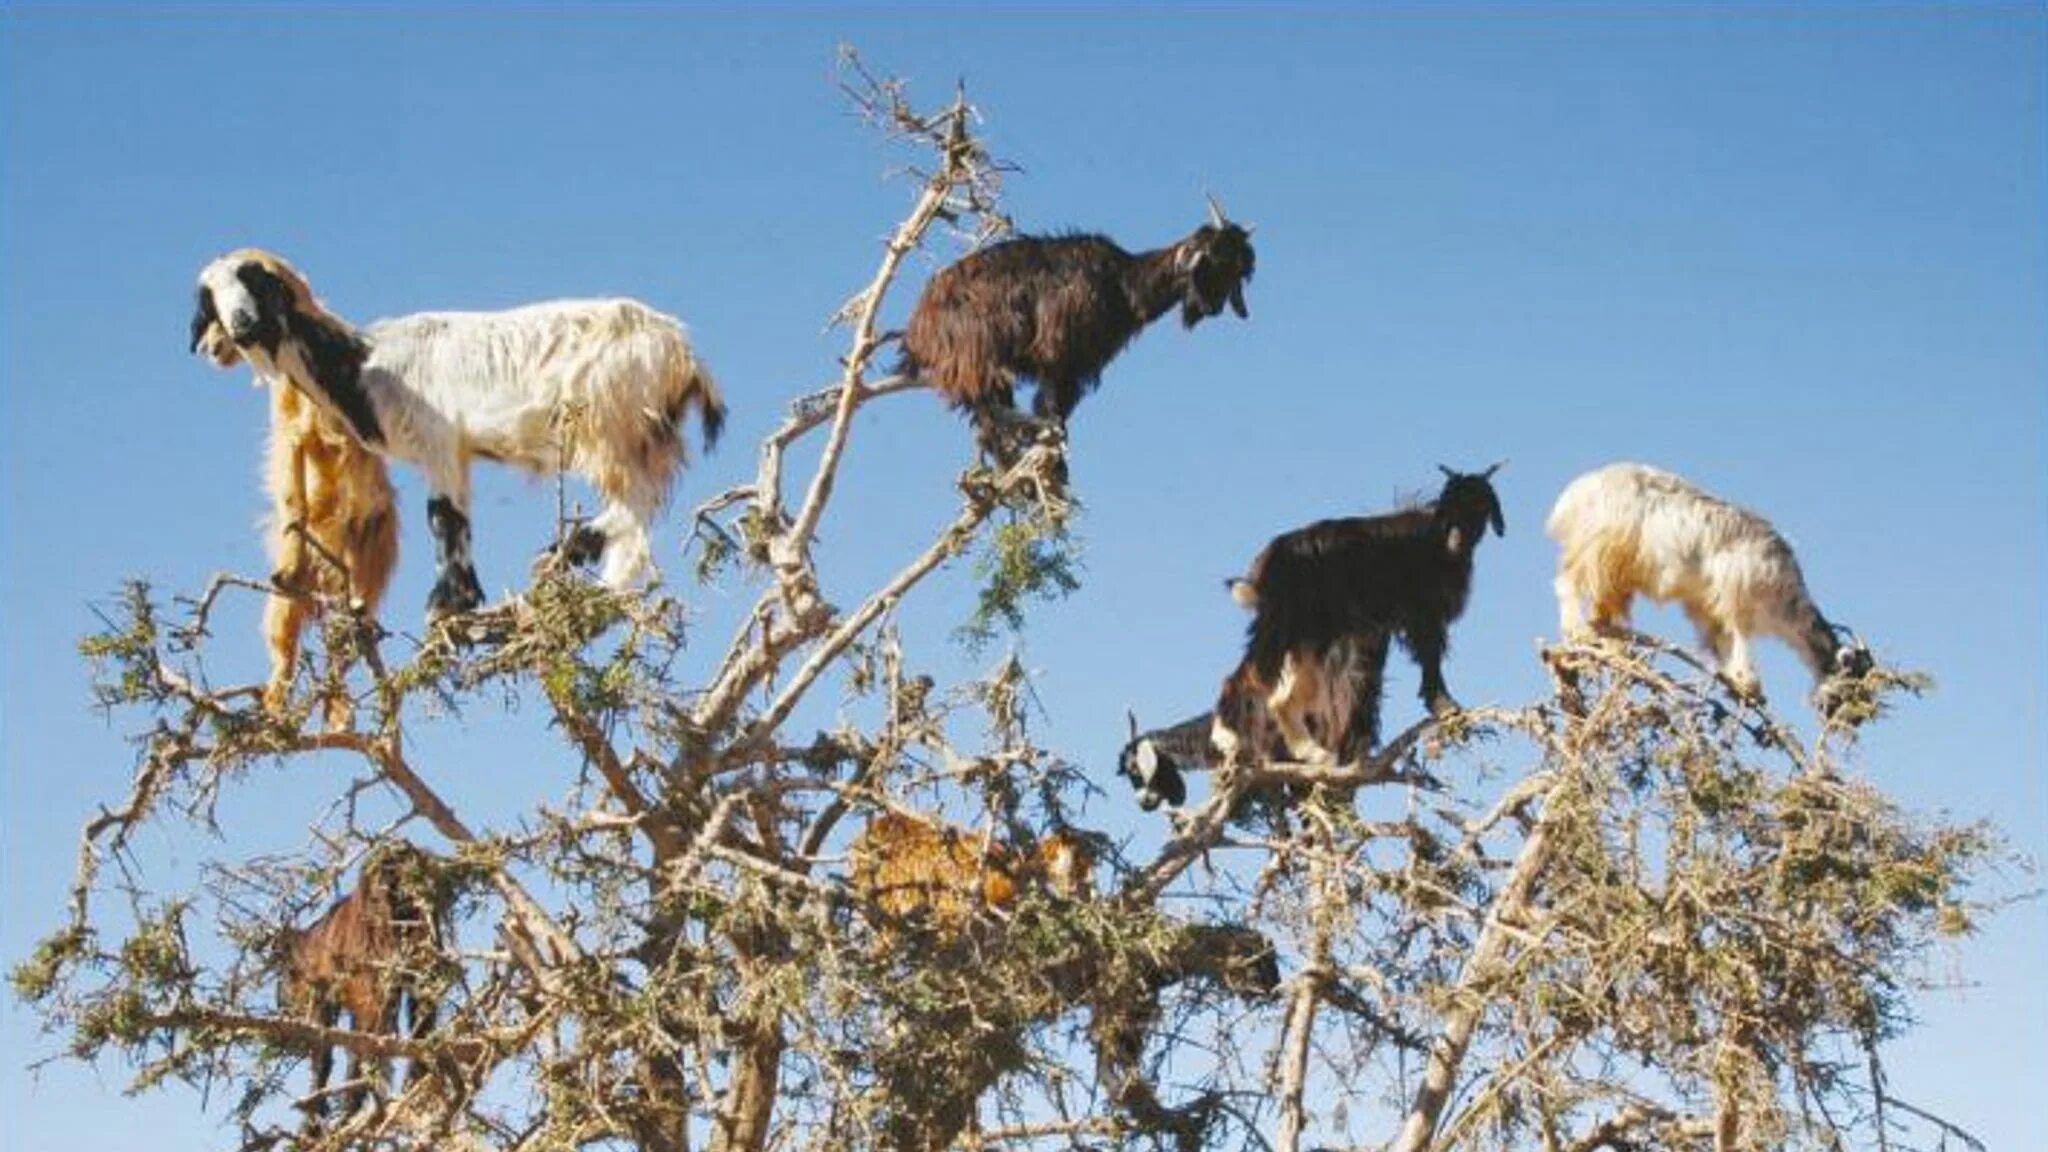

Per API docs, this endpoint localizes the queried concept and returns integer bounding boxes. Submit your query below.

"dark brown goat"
[1227,466,1505,764]
[900,198,1255,460]
[277,841,453,1127]
[1119,633,1387,811]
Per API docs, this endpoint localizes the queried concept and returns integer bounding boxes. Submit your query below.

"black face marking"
[232,262,290,354]
[1118,737,1188,810]
[188,286,218,353]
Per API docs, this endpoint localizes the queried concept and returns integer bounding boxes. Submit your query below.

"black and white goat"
[1226,466,1505,764]
[1546,462,1872,705]
[899,198,1254,460]
[192,252,726,620]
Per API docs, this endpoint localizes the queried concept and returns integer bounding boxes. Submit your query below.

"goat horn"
[1484,459,1507,478]
[1126,709,1139,741]
[1438,464,1457,479]
[1205,192,1229,228]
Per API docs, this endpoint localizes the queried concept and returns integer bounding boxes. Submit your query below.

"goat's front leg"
[1720,629,1763,702]
[424,464,483,621]
[301,1000,340,1131]
[401,988,440,1096]
[1407,620,1460,717]
[262,589,310,716]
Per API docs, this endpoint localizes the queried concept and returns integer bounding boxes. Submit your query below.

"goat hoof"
[1426,693,1462,718]
[426,572,485,621]
[551,525,607,569]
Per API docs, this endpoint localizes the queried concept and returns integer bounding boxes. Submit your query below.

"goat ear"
[1490,496,1506,537]
[1134,740,1159,776]
[189,289,214,353]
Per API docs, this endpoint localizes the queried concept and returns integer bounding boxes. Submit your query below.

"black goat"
[899,198,1255,460]
[1226,465,1505,764]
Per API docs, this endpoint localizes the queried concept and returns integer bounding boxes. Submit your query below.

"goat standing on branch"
[275,841,455,1130]
[1546,461,1873,709]
[1119,633,1387,810]
[899,197,1255,463]
[192,252,726,621]
[190,249,398,729]
[848,812,1096,935]
[1225,466,1505,765]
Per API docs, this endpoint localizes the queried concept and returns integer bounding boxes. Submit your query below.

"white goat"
[193,252,725,619]
[1546,462,1869,704]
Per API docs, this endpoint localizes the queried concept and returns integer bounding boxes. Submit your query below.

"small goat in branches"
[1546,461,1872,707]
[193,251,725,621]
[849,812,1096,935]
[192,250,398,731]
[899,197,1255,461]
[275,841,454,1129]
[1225,466,1505,764]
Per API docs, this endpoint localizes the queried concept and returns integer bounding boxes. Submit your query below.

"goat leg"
[1408,624,1461,717]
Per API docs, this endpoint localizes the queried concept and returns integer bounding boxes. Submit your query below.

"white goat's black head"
[1117,711,1189,811]
[191,249,313,369]
[1435,462,1508,553]
[1174,195,1256,328]
[1823,622,1876,680]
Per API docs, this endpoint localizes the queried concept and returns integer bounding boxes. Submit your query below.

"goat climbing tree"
[14,54,2008,1152]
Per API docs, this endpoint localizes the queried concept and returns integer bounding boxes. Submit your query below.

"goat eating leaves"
[899,196,1254,463]
[1546,461,1873,710]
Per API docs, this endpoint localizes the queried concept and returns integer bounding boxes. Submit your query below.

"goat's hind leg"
[968,383,1027,467]
[591,472,666,591]
[548,522,609,571]
[1267,652,1335,764]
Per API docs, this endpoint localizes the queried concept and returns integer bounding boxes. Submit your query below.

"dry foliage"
[14,52,2011,1152]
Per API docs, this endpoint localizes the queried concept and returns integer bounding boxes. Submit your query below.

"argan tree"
[15,55,2007,1152]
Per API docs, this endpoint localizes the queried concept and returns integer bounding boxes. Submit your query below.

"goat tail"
[660,351,726,455]
[692,364,727,452]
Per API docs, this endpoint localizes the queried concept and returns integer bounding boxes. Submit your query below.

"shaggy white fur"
[1546,462,1862,700]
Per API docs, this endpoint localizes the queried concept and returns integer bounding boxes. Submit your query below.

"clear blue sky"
[3,9,2042,1150]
